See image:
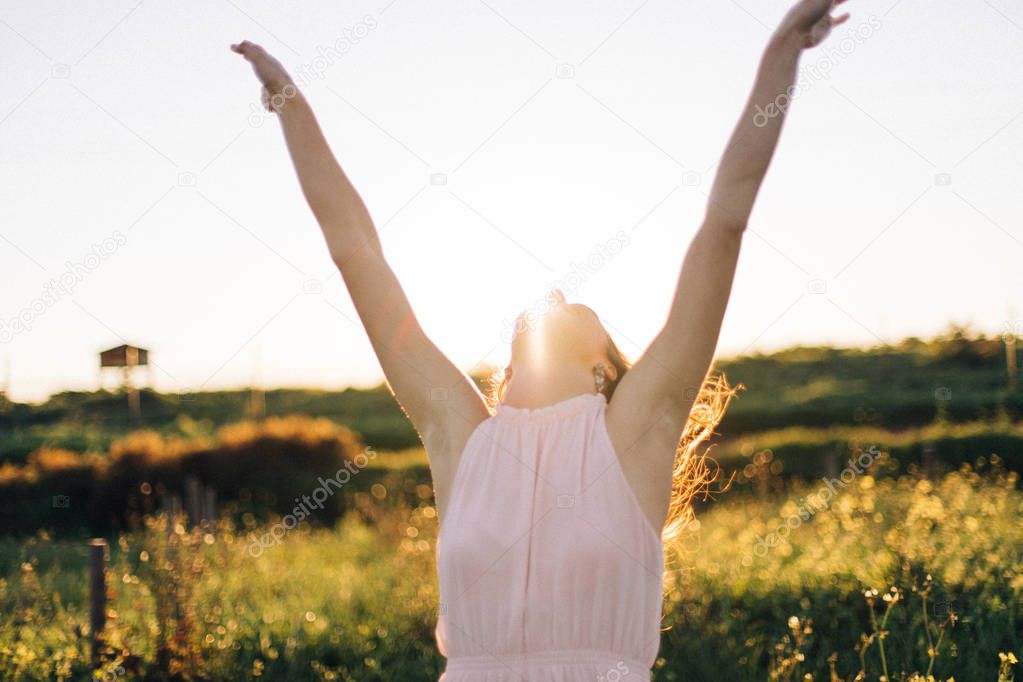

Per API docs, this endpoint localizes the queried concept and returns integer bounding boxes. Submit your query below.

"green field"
[1,326,1021,680]
[2,455,1020,681]
[1,326,1020,466]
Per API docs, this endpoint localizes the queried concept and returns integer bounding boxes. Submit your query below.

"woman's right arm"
[231,42,491,479]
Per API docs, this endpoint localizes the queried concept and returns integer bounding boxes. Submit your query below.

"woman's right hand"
[230,40,296,111]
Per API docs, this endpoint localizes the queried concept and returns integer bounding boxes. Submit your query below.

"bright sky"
[1,0,1021,403]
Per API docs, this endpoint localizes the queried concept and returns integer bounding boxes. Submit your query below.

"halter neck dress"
[435,392,665,681]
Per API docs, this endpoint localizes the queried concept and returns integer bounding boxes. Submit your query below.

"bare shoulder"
[604,373,694,533]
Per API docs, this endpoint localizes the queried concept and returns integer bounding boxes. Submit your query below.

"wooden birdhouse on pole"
[99,343,150,420]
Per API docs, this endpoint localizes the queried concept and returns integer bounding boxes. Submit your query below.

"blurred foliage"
[0,385,414,465]
[0,462,1019,680]
[715,325,1021,435]
[0,416,365,536]
[1,325,1019,465]
[713,419,1023,486]
[1,324,1021,678]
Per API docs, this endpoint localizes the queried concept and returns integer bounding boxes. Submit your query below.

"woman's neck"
[501,364,597,410]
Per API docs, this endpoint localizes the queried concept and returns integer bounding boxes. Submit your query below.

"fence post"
[88,538,107,664]
[825,448,839,481]
[164,495,182,536]
[202,484,217,527]
[923,442,936,481]
[185,476,201,528]
[1007,334,1019,391]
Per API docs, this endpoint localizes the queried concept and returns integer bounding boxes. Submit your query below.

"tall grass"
[1,460,1019,681]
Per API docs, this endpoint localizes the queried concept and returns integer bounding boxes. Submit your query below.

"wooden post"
[123,365,141,422]
[166,494,182,536]
[202,484,217,527]
[88,539,107,664]
[246,387,265,420]
[128,388,140,422]
[185,476,201,528]
[1007,335,1018,391]
[923,443,936,481]
[825,448,839,481]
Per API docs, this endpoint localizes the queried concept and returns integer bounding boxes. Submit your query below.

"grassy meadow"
[1,326,1021,680]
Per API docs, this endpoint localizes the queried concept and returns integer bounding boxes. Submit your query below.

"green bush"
[0,416,366,536]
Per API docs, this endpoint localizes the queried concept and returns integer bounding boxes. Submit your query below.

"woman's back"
[436,392,664,681]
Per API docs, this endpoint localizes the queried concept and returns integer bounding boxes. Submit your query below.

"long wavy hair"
[489,323,740,551]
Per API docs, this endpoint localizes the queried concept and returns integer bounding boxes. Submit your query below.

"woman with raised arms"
[232,1,851,677]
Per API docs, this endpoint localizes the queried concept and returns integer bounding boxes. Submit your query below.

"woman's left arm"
[610,0,851,434]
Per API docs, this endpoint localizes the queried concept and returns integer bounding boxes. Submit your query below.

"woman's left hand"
[776,0,851,49]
